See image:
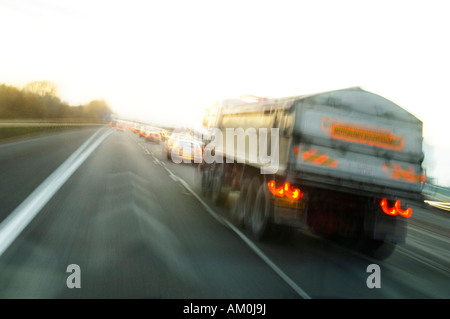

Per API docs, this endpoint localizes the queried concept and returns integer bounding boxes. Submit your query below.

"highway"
[0,126,448,299]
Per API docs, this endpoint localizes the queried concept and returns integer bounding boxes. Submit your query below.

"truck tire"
[232,177,251,228]
[244,178,293,242]
[200,165,212,197]
[194,163,203,192]
[243,177,261,232]
[251,182,272,240]
[211,163,227,205]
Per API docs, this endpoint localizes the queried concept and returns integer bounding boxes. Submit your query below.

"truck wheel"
[251,183,272,240]
[243,177,261,232]
[244,178,293,242]
[200,165,212,197]
[211,163,227,205]
[194,163,203,192]
[232,177,251,228]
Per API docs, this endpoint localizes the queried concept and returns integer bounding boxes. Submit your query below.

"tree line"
[0,81,112,122]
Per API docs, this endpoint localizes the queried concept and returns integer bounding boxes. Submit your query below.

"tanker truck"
[197,87,426,259]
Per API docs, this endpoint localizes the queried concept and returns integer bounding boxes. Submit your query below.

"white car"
[168,138,203,164]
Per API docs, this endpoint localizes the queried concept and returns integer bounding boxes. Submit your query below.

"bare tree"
[23,81,58,97]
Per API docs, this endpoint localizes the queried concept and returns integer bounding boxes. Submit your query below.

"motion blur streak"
[425,200,450,212]
[0,128,112,257]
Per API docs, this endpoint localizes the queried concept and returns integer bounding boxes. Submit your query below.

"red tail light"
[394,200,412,218]
[268,180,303,200]
[380,198,412,218]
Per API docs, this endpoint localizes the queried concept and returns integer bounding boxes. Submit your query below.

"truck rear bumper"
[289,171,424,204]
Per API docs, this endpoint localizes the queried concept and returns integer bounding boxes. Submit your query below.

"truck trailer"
[197,87,426,259]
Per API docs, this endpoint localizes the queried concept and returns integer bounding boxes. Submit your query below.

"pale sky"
[0,0,449,186]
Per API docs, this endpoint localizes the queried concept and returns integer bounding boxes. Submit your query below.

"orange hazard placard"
[322,118,404,151]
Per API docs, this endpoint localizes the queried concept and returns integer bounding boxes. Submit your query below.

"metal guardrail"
[0,120,107,143]
[0,120,105,127]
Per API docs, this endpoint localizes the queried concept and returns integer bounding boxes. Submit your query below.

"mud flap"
[273,195,309,228]
[364,204,407,244]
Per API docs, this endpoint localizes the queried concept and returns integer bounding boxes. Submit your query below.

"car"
[146,131,162,143]
[167,137,203,164]
[164,133,191,157]
[131,123,141,134]
[164,133,181,159]
[139,125,148,137]
[115,121,125,131]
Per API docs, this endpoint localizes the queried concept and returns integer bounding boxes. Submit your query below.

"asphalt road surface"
[0,126,448,299]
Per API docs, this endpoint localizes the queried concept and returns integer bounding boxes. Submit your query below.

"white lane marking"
[174,176,312,299]
[0,128,112,257]
[152,156,161,165]
[162,165,175,177]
